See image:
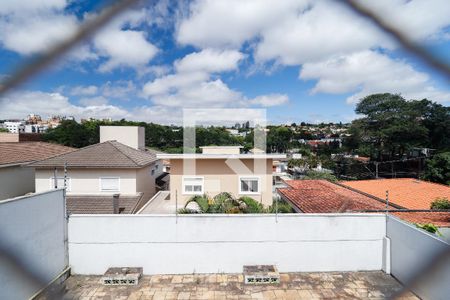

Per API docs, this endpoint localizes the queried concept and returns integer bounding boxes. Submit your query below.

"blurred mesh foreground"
[0,0,449,299]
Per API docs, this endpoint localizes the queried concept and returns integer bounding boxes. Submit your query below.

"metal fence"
[0,0,449,298]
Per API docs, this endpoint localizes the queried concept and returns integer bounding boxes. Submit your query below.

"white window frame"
[49,177,71,192]
[99,177,121,192]
[182,176,204,195]
[238,176,261,194]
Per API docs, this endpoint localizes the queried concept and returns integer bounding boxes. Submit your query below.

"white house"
[0,142,74,200]
[29,126,165,214]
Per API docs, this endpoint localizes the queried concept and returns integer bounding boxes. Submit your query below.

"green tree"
[430,197,450,209]
[0,128,9,132]
[422,152,450,185]
[43,120,92,148]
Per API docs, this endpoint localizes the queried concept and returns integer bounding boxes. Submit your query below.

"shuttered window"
[239,177,260,194]
[100,177,120,192]
[183,177,204,194]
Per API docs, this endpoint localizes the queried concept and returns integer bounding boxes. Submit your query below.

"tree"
[43,120,92,148]
[0,128,9,132]
[430,197,450,209]
[422,152,450,185]
[350,93,429,160]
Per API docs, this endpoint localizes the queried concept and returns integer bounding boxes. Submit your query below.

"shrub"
[267,201,294,213]
[430,197,450,210]
[239,196,264,213]
[303,170,337,182]
[178,208,199,214]
[185,194,209,212]
[415,223,441,236]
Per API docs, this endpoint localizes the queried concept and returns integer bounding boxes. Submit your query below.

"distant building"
[4,121,24,133]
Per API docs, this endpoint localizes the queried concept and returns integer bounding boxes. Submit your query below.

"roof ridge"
[108,141,144,167]
[26,141,115,166]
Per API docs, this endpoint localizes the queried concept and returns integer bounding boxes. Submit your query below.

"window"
[239,177,260,194]
[151,169,155,176]
[183,177,204,194]
[100,177,120,192]
[49,177,71,192]
[155,165,159,170]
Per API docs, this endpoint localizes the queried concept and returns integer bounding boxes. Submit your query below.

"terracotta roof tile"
[340,178,450,210]
[66,194,144,214]
[28,141,157,168]
[391,211,450,227]
[278,180,396,213]
[0,142,74,166]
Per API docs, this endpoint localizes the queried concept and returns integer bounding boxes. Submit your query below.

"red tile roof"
[391,212,450,227]
[28,141,158,168]
[278,180,396,213]
[340,178,450,210]
[0,142,75,167]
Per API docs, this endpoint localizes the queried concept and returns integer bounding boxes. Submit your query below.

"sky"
[0,0,449,125]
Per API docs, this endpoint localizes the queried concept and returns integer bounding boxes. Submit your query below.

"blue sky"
[0,0,449,125]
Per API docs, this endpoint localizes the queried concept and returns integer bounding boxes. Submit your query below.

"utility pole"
[385,190,389,213]
[375,162,379,179]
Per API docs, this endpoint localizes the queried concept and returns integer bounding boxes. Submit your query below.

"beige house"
[29,126,165,214]
[0,142,74,200]
[157,146,285,207]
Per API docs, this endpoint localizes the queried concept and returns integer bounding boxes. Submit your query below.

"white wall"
[0,190,67,300]
[0,165,35,200]
[100,126,145,150]
[35,168,137,195]
[68,213,386,275]
[387,215,450,300]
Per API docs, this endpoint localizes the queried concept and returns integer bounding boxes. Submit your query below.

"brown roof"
[278,180,396,213]
[340,178,450,210]
[66,194,145,214]
[391,211,450,227]
[0,142,74,167]
[29,141,158,168]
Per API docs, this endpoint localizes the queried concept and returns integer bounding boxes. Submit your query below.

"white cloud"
[177,0,450,65]
[249,94,289,107]
[79,96,108,106]
[70,85,98,96]
[0,0,66,14]
[143,49,289,109]
[0,91,127,120]
[0,12,79,55]
[299,50,450,103]
[94,28,158,72]
[175,48,244,73]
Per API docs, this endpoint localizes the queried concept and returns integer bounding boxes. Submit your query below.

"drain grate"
[102,267,142,286]
[243,265,280,285]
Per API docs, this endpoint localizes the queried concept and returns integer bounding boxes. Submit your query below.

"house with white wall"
[0,142,74,200]
[157,146,285,207]
[29,126,164,214]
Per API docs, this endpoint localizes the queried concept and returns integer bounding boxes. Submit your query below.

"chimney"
[113,194,120,214]
[100,126,145,150]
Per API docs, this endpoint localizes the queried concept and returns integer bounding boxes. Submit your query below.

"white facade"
[68,214,386,275]
[0,165,35,200]
[0,190,67,300]
[4,121,24,133]
[35,167,157,201]
[100,126,145,150]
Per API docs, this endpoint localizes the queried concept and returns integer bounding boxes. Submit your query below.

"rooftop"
[55,271,418,299]
[66,194,145,214]
[0,142,74,167]
[278,180,397,213]
[341,178,450,210]
[28,140,158,168]
[157,153,286,159]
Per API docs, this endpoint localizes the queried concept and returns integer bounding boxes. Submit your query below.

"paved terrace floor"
[60,271,418,299]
